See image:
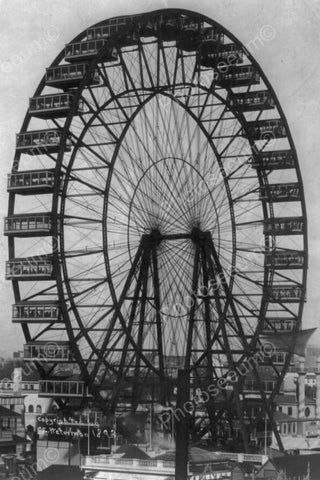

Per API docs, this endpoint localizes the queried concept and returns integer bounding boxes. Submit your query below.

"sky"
[0,0,319,355]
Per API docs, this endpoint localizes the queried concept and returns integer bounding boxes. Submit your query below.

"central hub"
[191,227,210,244]
[191,227,202,243]
[149,228,162,246]
[144,228,212,246]
[126,157,219,250]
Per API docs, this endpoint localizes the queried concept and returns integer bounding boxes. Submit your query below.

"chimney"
[298,360,305,419]
[316,358,320,419]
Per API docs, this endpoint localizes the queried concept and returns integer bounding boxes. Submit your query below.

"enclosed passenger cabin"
[6,256,54,281]
[7,169,56,195]
[229,90,275,111]
[176,17,202,51]
[12,301,60,323]
[46,63,100,89]
[251,150,295,170]
[86,17,138,46]
[29,93,84,119]
[264,217,304,236]
[268,285,303,303]
[158,14,181,41]
[138,17,158,38]
[262,318,297,332]
[16,129,71,155]
[24,341,74,362]
[245,119,286,140]
[65,40,118,63]
[200,44,243,68]
[200,27,224,54]
[87,17,130,39]
[260,183,301,202]
[215,65,260,88]
[4,213,53,237]
[39,379,91,397]
[265,250,304,269]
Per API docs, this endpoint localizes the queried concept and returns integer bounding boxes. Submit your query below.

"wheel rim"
[7,8,307,449]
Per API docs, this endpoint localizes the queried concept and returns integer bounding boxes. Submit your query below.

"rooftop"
[273,436,320,451]
[0,405,22,417]
[115,444,150,460]
[275,394,315,405]
[36,465,83,480]
[155,447,221,463]
[274,453,320,480]
[273,411,296,422]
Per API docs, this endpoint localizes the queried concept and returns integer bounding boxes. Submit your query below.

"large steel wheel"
[6,9,307,450]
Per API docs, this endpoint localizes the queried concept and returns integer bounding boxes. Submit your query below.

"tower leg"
[175,369,190,480]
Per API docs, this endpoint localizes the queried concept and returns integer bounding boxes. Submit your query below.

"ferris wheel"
[6,9,307,450]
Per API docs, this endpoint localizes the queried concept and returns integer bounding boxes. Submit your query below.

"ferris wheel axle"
[143,227,211,244]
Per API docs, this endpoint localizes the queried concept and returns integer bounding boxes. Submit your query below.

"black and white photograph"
[0,0,320,478]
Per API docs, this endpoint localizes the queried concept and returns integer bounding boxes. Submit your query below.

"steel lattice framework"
[6,9,307,451]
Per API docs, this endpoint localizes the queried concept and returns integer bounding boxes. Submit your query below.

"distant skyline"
[0,0,320,354]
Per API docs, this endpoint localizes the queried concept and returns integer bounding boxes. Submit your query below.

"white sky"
[0,0,319,355]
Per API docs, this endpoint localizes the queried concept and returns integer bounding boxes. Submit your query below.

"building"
[254,458,280,480]
[0,367,53,430]
[274,453,320,480]
[81,449,273,480]
[0,366,54,460]
[0,405,26,455]
[273,410,299,438]
[36,465,83,480]
[274,358,320,444]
